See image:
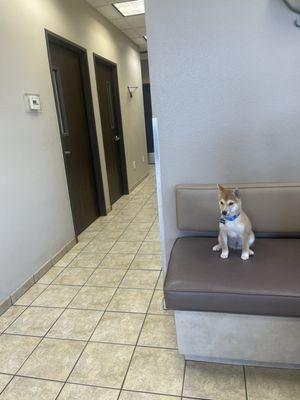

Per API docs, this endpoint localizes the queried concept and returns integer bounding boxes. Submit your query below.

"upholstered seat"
[164,237,300,317]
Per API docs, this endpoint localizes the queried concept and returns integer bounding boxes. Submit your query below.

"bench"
[164,183,300,368]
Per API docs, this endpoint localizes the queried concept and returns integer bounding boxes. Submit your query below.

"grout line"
[54,186,157,399]
[243,365,249,400]
[181,357,187,399]
[0,170,159,397]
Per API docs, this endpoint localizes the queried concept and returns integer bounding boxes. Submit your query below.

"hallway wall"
[145,0,300,266]
[0,0,148,303]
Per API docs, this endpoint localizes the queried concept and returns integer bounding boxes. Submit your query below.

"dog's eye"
[220,201,224,206]
[228,202,234,206]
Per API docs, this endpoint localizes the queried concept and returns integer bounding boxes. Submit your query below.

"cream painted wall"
[146,0,300,268]
[0,0,148,303]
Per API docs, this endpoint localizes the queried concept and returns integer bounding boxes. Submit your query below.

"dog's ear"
[217,184,225,192]
[234,188,241,198]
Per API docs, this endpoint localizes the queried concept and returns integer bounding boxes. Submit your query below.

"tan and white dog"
[213,185,255,260]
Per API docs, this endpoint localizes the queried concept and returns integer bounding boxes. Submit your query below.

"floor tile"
[5,307,62,336]
[58,383,119,400]
[108,288,153,313]
[53,268,94,286]
[0,374,13,393]
[120,270,160,289]
[86,269,126,287]
[77,230,98,242]
[100,253,135,269]
[70,242,88,253]
[68,252,105,268]
[103,223,129,232]
[110,241,141,254]
[119,391,179,400]
[245,366,300,400]
[130,255,162,270]
[144,231,160,242]
[68,286,116,310]
[15,284,48,306]
[119,231,147,242]
[183,361,246,400]
[155,272,164,289]
[138,315,177,348]
[96,230,123,240]
[0,306,26,333]
[54,252,78,267]
[84,240,115,253]
[124,347,185,396]
[47,309,103,340]
[148,291,172,315]
[0,376,63,399]
[18,338,85,381]
[69,342,134,388]
[91,312,144,345]
[127,222,152,232]
[138,242,161,255]
[0,335,40,374]
[38,267,64,284]
[32,285,79,308]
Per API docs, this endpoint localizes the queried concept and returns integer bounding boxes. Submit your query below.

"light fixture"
[113,0,145,17]
[127,86,138,98]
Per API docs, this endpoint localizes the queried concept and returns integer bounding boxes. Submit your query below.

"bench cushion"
[164,237,300,317]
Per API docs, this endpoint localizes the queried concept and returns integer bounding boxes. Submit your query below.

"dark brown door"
[94,60,124,205]
[49,41,99,234]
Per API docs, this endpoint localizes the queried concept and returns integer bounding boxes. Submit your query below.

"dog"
[212,184,255,260]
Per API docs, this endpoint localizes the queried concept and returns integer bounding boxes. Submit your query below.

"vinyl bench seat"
[164,237,300,317]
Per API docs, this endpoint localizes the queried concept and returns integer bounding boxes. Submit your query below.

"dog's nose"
[222,211,227,216]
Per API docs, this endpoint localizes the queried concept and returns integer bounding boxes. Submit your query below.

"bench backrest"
[176,183,300,235]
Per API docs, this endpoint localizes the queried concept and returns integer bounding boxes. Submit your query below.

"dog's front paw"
[213,244,221,252]
[220,251,229,259]
[249,249,254,256]
[241,252,249,261]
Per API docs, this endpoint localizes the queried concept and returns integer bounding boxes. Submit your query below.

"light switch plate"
[24,93,41,112]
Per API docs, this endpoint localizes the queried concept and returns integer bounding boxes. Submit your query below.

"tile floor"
[0,167,300,399]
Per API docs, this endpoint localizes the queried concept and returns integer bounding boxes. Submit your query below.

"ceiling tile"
[135,26,146,36]
[132,37,146,46]
[122,28,140,39]
[125,14,145,28]
[112,18,131,30]
[86,0,111,6]
[96,5,121,19]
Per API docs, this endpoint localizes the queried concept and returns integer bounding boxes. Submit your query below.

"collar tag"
[220,213,240,224]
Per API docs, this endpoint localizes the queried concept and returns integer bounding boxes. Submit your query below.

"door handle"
[114,136,120,142]
[64,150,71,155]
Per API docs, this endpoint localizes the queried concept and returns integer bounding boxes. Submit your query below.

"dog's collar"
[220,213,240,224]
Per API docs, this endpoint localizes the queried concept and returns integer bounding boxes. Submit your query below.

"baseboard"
[0,237,76,316]
[129,171,149,192]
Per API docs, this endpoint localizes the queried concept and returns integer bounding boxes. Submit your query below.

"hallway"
[0,168,300,399]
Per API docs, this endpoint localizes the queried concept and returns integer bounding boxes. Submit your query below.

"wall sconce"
[127,86,138,98]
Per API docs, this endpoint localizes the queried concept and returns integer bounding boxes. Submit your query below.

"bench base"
[175,310,300,368]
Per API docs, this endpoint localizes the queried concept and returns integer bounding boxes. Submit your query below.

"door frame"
[45,30,107,234]
[93,53,129,202]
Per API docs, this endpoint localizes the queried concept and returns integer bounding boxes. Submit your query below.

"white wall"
[0,0,148,303]
[146,0,300,266]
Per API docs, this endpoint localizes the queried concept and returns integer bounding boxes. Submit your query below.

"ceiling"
[86,0,147,51]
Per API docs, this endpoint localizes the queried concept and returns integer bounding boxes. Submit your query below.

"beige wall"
[146,0,300,267]
[0,0,148,303]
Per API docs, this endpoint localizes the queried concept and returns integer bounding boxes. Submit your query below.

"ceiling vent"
[283,0,300,13]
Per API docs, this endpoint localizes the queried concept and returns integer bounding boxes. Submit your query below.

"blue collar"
[220,213,240,225]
